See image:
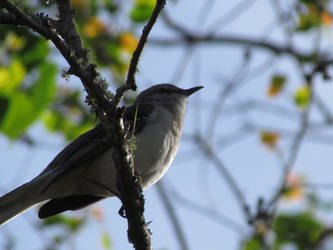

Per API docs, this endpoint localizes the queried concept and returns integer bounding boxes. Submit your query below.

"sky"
[2,0,333,250]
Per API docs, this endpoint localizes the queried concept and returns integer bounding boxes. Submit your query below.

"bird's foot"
[118,205,127,218]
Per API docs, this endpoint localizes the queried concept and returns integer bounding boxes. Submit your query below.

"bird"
[0,83,203,225]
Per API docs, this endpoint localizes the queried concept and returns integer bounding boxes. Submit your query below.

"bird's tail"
[0,178,48,226]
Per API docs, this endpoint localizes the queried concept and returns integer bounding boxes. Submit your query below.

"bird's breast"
[133,108,182,189]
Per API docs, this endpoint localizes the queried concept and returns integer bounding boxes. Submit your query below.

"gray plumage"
[0,84,203,225]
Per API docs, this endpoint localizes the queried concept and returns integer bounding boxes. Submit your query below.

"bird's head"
[135,84,203,108]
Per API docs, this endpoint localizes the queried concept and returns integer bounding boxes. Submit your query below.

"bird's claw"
[118,205,127,218]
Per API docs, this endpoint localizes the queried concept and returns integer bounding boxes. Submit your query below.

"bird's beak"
[184,86,204,96]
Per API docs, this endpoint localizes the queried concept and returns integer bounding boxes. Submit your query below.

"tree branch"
[168,181,246,235]
[112,0,166,108]
[266,87,312,210]
[0,11,25,25]
[156,181,190,250]
[194,135,252,222]
[149,34,332,64]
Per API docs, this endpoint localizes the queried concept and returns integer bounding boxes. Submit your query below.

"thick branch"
[0,11,25,25]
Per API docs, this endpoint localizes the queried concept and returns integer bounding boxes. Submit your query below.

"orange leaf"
[267,85,281,97]
[321,12,333,26]
[91,206,104,221]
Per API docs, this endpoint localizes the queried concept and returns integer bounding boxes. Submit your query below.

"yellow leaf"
[283,173,305,201]
[101,231,112,250]
[284,187,304,201]
[83,17,106,38]
[294,85,311,109]
[0,59,26,92]
[260,131,279,149]
[135,0,155,5]
[119,32,139,53]
[6,33,25,52]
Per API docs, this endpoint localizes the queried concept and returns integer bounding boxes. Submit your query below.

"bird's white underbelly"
[133,111,181,189]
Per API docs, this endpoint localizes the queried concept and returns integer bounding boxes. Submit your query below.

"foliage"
[273,212,324,249]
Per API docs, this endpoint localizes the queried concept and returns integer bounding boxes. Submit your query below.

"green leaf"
[63,122,94,141]
[273,212,324,249]
[272,75,286,88]
[300,0,321,5]
[0,93,38,139]
[21,39,49,68]
[31,62,56,111]
[294,85,310,109]
[296,4,321,31]
[53,235,65,244]
[130,1,155,23]
[89,0,98,16]
[297,14,320,31]
[104,0,119,13]
[0,61,56,139]
[244,235,262,250]
[101,231,112,250]
[0,62,56,139]
[42,110,94,141]
[41,214,85,233]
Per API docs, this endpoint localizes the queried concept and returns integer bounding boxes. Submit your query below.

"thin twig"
[194,135,251,221]
[266,90,312,210]
[125,0,166,91]
[206,54,250,140]
[207,0,258,33]
[168,182,246,235]
[156,181,190,250]
[149,34,329,63]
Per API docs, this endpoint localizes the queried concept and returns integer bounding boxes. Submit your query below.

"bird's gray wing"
[39,103,154,193]
[38,123,110,193]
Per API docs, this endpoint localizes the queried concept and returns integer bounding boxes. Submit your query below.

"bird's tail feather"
[0,178,47,226]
